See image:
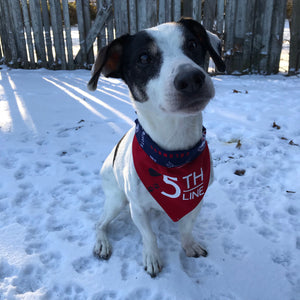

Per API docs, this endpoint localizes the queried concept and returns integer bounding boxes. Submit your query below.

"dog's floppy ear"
[178,17,226,72]
[87,34,130,91]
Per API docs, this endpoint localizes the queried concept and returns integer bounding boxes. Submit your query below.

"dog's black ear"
[87,34,130,91]
[178,17,226,72]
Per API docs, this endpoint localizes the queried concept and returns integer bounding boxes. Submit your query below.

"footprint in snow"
[222,238,248,260]
[72,256,92,274]
[92,290,117,300]
[179,251,219,279]
[40,251,62,268]
[45,283,86,300]
[12,264,44,295]
[35,161,51,174]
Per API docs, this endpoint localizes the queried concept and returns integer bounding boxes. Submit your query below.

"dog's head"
[88,18,225,115]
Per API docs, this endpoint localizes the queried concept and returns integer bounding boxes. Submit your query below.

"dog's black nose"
[174,66,205,95]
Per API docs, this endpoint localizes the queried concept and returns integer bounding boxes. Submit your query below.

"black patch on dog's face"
[180,26,206,68]
[121,31,163,102]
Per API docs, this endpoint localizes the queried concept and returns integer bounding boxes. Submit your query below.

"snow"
[0,65,300,300]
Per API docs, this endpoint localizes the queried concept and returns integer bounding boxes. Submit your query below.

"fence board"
[128,0,138,34]
[230,0,249,73]
[75,0,87,66]
[62,0,75,69]
[192,0,202,22]
[203,0,216,31]
[252,0,274,73]
[75,4,112,63]
[289,0,300,74]
[159,0,166,24]
[9,0,28,67]
[29,0,47,67]
[268,0,287,74]
[165,0,172,22]
[114,0,129,37]
[96,0,106,50]
[56,0,67,69]
[2,0,18,66]
[40,0,54,66]
[183,1,193,17]
[216,0,224,35]
[0,1,9,63]
[83,0,94,64]
[173,0,182,21]
[137,0,157,31]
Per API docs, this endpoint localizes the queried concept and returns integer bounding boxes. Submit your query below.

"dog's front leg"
[129,202,162,277]
[179,203,208,258]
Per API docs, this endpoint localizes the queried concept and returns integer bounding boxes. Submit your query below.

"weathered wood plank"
[241,0,255,73]
[224,0,236,73]
[159,0,166,23]
[55,0,67,69]
[192,0,202,22]
[137,0,157,30]
[203,0,216,31]
[75,0,87,66]
[216,0,224,35]
[2,0,18,66]
[128,0,137,33]
[173,0,182,21]
[114,0,129,36]
[40,0,54,66]
[29,0,47,67]
[83,0,94,64]
[268,0,287,74]
[230,0,249,73]
[165,0,172,22]
[289,0,300,74]
[75,4,112,62]
[183,0,193,17]
[252,0,274,73]
[0,0,12,64]
[9,0,28,67]
[96,0,106,50]
[62,0,75,69]
[49,0,66,68]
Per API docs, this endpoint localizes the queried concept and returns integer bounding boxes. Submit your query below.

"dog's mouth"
[160,93,211,114]
[177,97,210,112]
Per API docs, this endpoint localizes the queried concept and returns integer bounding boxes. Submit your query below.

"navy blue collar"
[134,119,207,168]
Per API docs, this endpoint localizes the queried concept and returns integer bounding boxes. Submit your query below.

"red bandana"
[132,120,211,222]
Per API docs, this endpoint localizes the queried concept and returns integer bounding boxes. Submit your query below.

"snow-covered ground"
[0,65,300,300]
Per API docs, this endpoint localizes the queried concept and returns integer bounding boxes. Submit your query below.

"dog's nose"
[174,67,205,95]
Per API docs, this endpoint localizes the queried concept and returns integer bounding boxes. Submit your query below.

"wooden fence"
[0,0,299,75]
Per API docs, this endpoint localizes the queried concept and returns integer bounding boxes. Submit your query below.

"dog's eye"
[138,53,151,65]
[187,40,197,50]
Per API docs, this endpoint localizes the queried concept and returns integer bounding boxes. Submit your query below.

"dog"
[87,17,225,277]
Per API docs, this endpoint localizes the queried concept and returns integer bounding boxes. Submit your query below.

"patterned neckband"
[134,119,207,168]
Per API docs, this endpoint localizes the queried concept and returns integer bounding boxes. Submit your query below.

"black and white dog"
[88,18,225,277]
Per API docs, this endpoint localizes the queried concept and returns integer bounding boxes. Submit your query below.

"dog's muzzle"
[174,65,206,96]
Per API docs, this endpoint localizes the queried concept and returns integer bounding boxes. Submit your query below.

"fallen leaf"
[289,140,299,146]
[234,169,246,176]
[272,122,281,130]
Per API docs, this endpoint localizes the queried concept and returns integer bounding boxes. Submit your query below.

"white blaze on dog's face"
[87,18,225,116]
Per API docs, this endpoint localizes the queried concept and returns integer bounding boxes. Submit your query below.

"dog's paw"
[183,241,208,258]
[143,250,163,278]
[93,237,112,260]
